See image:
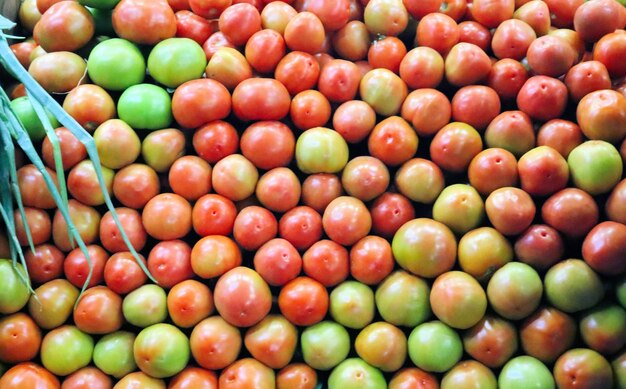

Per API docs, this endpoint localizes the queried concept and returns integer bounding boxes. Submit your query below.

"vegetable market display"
[1,0,626,387]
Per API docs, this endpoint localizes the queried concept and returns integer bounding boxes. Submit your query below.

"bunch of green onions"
[0,14,154,301]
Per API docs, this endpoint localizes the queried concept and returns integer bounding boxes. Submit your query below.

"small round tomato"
[363,0,409,36]
[471,0,514,28]
[415,13,459,56]
[148,38,207,88]
[112,0,176,45]
[527,35,577,77]
[191,235,242,279]
[468,148,519,196]
[202,31,236,61]
[349,235,394,285]
[368,116,418,167]
[14,207,51,247]
[193,120,239,164]
[28,279,78,330]
[399,47,444,90]
[245,29,286,74]
[486,58,529,101]
[170,367,218,389]
[537,119,583,158]
[444,42,491,86]
[24,244,64,284]
[486,187,536,236]
[232,206,278,251]
[278,276,329,326]
[564,61,611,102]
[28,51,86,94]
[0,313,42,364]
[573,0,623,42]
[368,36,407,73]
[332,100,376,144]
[112,164,160,209]
[175,10,212,45]
[52,200,100,252]
[290,90,331,130]
[323,196,371,246]
[87,38,146,92]
[219,358,275,389]
[394,158,445,204]
[451,85,501,131]
[232,78,291,121]
[484,110,535,158]
[61,366,112,389]
[576,89,626,144]
[240,121,295,170]
[17,164,58,209]
[491,19,536,60]
[219,3,262,46]
[275,51,320,95]
[318,59,361,103]
[192,194,237,237]
[253,238,302,286]
[34,1,94,52]
[369,192,415,238]
[73,286,123,335]
[19,0,42,32]
[141,128,186,173]
[457,21,493,52]
[189,0,231,18]
[67,160,114,207]
[284,11,325,54]
[211,154,259,202]
[0,363,59,389]
[172,79,231,129]
[277,363,318,389]
[99,207,146,253]
[64,245,108,289]
[103,251,148,295]
[302,239,350,287]
[190,316,241,370]
[63,85,116,132]
[168,156,212,201]
[278,206,323,251]
[147,240,194,288]
[401,88,451,137]
[517,75,568,122]
[214,267,272,327]
[255,168,301,213]
[593,31,626,79]
[332,20,369,61]
[360,68,408,116]
[142,194,192,240]
[167,280,214,328]
[301,173,344,213]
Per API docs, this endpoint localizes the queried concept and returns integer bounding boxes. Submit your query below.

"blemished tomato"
[167,280,214,328]
[278,276,329,326]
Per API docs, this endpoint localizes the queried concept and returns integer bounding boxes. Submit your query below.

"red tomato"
[172,79,232,129]
[219,3,262,46]
[302,239,349,287]
[73,286,123,334]
[17,164,58,209]
[189,0,232,18]
[169,367,218,389]
[471,0,514,28]
[322,196,371,246]
[63,245,109,289]
[564,61,612,102]
[468,148,519,196]
[369,192,415,238]
[368,116,418,167]
[516,75,568,122]
[213,267,273,327]
[233,206,278,251]
[112,0,177,45]
[486,58,529,101]
[193,120,239,164]
[202,32,236,61]
[24,244,64,284]
[451,85,501,131]
[62,85,116,133]
[527,35,577,77]
[416,13,459,55]
[14,207,51,246]
[430,122,483,173]
[176,10,213,45]
[112,164,161,209]
[445,42,492,86]
[277,363,318,389]
[256,168,301,213]
[284,12,325,54]
[219,358,275,388]
[192,194,238,236]
[99,207,146,253]
[537,119,583,158]
[332,100,376,144]
[307,0,350,30]
[332,20,370,61]
[278,206,323,251]
[232,78,291,121]
[301,173,344,213]
[33,1,94,52]
[245,29,286,74]
[491,19,536,61]
[0,313,42,363]
[62,367,112,389]
[349,235,394,285]
[52,200,100,252]
[191,235,242,279]
[253,238,302,286]
[190,316,241,370]
[142,193,192,241]
[290,90,331,130]
[440,0,467,21]
[275,51,321,95]
[573,0,623,42]
[169,0,191,11]
[168,156,213,201]
[278,276,329,326]
[544,0,584,27]
[240,121,295,170]
[593,31,626,79]
[457,21,492,52]
[0,363,60,389]
[399,47,444,90]
[147,240,194,288]
[401,88,451,137]
[403,0,443,19]
[167,280,214,328]
[103,251,148,295]
[317,59,361,103]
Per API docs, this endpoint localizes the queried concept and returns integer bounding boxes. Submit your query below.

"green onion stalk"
[0,14,155,303]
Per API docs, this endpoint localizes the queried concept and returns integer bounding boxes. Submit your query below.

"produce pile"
[1,0,626,387]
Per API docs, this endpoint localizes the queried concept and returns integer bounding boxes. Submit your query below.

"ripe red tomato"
[73,286,123,334]
[245,29,286,74]
[191,235,242,279]
[192,194,237,236]
[278,276,329,326]
[256,168,302,213]
[190,316,241,370]
[99,207,147,253]
[416,13,459,55]
[232,78,291,121]
[103,252,148,295]
[253,238,302,286]
[61,367,112,389]
[369,192,415,238]
[147,240,194,288]
[219,3,262,46]
[34,1,94,52]
[275,51,321,95]
[290,90,331,130]
[14,207,51,247]
[240,121,295,170]
[451,85,501,131]
[349,235,394,285]
[284,11,326,54]
[176,10,213,45]
[233,206,278,251]
[112,0,177,45]
[0,313,42,364]
[112,164,161,209]
[64,245,109,289]
[402,88,451,137]
[302,239,350,287]
[193,120,239,164]
[142,193,193,241]
[62,85,116,133]
[213,267,273,327]
[168,156,213,201]
[0,363,60,389]
[167,280,214,328]
[172,79,232,129]
[170,367,218,389]
[24,244,64,284]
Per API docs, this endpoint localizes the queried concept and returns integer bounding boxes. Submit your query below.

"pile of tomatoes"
[2,0,626,387]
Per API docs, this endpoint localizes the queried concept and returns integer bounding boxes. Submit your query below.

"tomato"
[302,239,350,286]
[284,12,325,54]
[471,0,514,28]
[148,38,208,88]
[211,154,259,201]
[451,85,501,131]
[67,160,114,206]
[485,187,536,236]
[64,245,108,289]
[73,286,123,334]
[253,238,302,286]
[112,164,160,209]
[99,207,146,253]
[516,75,568,122]
[147,240,194,288]
[87,38,146,92]
[28,51,86,94]
[117,84,173,130]
[527,35,577,77]
[40,325,94,377]
[402,88,451,137]
[0,313,42,364]
[28,279,78,329]
[363,0,409,36]
[34,1,94,52]
[332,100,375,144]
[167,280,214,328]
[537,119,583,159]
[20,0,43,32]
[369,192,415,238]
[349,235,394,285]
[245,29,286,74]
[169,367,218,389]
[399,47,444,90]
[190,316,242,370]
[440,0,467,21]
[317,59,361,103]
[486,58,529,101]
[278,276,329,326]
[114,372,165,388]
[192,194,237,236]
[576,89,626,144]
[457,21,492,53]
[11,41,37,69]
[0,363,60,389]
[176,10,213,45]
[491,19,536,61]
[62,367,112,389]
[214,267,272,327]
[169,0,191,10]
[14,207,51,246]
[202,32,236,61]
[62,85,116,132]
[24,244,64,284]
[168,156,212,201]
[191,235,242,278]
[112,0,176,45]
[256,168,301,213]
[542,188,599,239]
[403,0,442,19]
[193,121,239,164]
[389,367,438,389]
[468,148,519,196]
[232,78,291,121]
[445,42,492,86]
[275,51,321,95]
[484,110,535,158]
[52,200,101,252]
[360,68,408,116]
[368,116,418,167]
[277,206,323,251]
[290,90,331,130]
[261,2,297,34]
[142,194,192,240]
[593,31,626,79]
[17,164,58,209]
[416,13,459,56]
[218,3,262,46]
[240,121,295,170]
[219,358,275,389]
[103,251,148,294]
[142,128,186,173]
[573,0,623,43]
[93,119,141,170]
[232,206,278,251]
[189,0,232,19]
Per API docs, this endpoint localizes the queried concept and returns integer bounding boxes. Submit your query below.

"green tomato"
[499,356,555,389]
[134,323,190,378]
[432,184,484,235]
[79,0,120,9]
[123,284,168,328]
[147,38,207,88]
[0,259,30,314]
[87,38,145,91]
[10,96,59,142]
[301,321,351,371]
[568,140,623,195]
[93,331,137,378]
[86,7,115,36]
[117,84,173,130]
[374,270,431,327]
[330,281,375,330]
[408,321,463,373]
[295,127,349,174]
[328,358,387,389]
[544,259,605,313]
[41,325,94,376]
